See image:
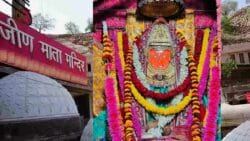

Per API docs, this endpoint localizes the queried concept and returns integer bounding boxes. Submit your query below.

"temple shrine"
[93,0,221,141]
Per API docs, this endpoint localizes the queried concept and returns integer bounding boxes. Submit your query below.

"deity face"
[141,23,176,87]
[148,45,171,70]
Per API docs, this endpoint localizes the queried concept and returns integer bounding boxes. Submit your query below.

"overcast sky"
[0,0,92,34]
[223,0,249,8]
[0,0,248,34]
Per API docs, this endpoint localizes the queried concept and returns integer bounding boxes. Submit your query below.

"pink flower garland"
[203,67,220,141]
[105,77,123,141]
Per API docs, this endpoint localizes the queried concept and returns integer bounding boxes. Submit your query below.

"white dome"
[0,71,79,121]
[223,120,250,141]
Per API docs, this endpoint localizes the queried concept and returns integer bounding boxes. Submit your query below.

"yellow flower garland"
[131,85,192,115]
[210,37,218,68]
[197,28,210,80]
[118,32,125,67]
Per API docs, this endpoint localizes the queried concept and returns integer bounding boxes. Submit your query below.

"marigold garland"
[123,43,136,141]
[187,29,215,126]
[102,22,113,62]
[176,31,202,141]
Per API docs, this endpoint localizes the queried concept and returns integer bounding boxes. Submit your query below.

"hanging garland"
[176,31,202,141]
[203,67,220,141]
[131,102,142,140]
[132,44,150,88]
[131,68,190,100]
[186,29,208,126]
[198,29,216,100]
[123,43,136,141]
[115,32,142,140]
[113,32,125,99]
[105,77,124,141]
[102,21,113,63]
[131,85,192,115]
[203,35,220,141]
[197,29,210,80]
[102,22,124,141]
[196,29,210,101]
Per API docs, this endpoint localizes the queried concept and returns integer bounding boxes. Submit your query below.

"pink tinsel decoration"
[113,32,125,98]
[105,77,123,141]
[203,67,220,141]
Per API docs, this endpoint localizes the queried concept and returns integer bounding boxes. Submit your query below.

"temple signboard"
[0,12,87,85]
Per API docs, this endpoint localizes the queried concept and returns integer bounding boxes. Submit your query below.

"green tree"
[221,16,234,34]
[85,18,93,32]
[222,59,237,79]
